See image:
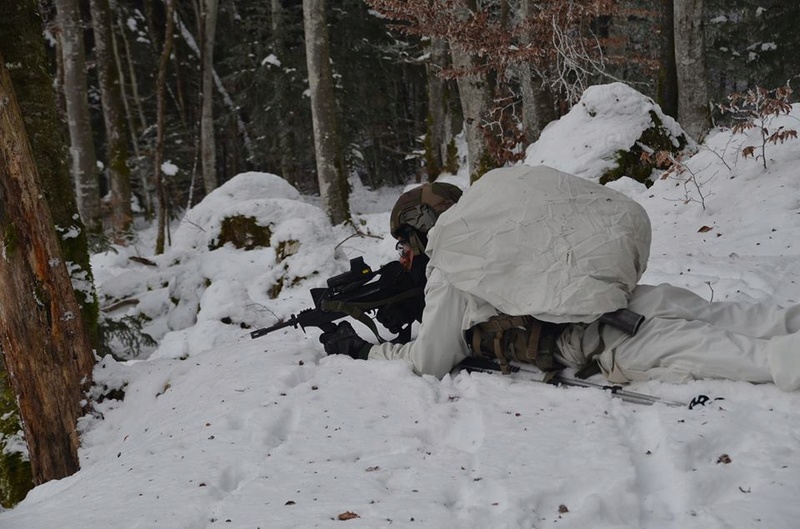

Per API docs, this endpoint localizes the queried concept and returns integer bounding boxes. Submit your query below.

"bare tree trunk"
[109,0,140,160]
[518,0,556,144]
[55,0,102,234]
[302,0,350,224]
[519,70,556,144]
[90,0,133,241]
[0,0,101,350]
[674,0,710,140]
[0,54,95,485]
[424,37,448,180]
[115,4,153,217]
[272,0,297,186]
[155,0,175,255]
[657,0,679,118]
[450,0,495,182]
[200,0,218,194]
[450,49,493,182]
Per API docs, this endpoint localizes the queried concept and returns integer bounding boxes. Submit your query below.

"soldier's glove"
[376,303,411,334]
[319,321,371,359]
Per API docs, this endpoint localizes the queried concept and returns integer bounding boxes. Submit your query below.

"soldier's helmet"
[390,182,462,255]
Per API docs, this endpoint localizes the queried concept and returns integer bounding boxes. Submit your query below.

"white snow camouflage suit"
[370,165,800,391]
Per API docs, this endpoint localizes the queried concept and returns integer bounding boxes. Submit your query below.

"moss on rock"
[211,216,272,251]
[600,110,689,187]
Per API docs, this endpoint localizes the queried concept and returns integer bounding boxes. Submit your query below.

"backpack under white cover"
[426,165,651,323]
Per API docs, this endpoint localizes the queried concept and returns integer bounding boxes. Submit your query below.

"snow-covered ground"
[3,83,800,528]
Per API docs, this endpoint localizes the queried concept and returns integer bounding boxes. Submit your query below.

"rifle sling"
[321,287,424,342]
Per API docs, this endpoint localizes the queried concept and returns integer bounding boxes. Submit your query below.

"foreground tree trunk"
[674,0,710,140]
[303,0,350,224]
[0,54,95,485]
[90,0,133,241]
[55,0,102,234]
[0,0,101,349]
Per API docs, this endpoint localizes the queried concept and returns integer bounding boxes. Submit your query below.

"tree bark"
[657,0,679,119]
[154,0,175,255]
[272,0,297,187]
[424,37,448,180]
[0,53,95,485]
[303,0,350,224]
[518,0,556,144]
[90,0,133,241]
[674,0,710,141]
[0,0,101,351]
[450,0,495,182]
[55,0,102,235]
[200,0,219,195]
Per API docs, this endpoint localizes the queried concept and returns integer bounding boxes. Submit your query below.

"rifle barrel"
[250,317,297,339]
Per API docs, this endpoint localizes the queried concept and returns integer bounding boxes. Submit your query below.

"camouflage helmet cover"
[390,182,463,239]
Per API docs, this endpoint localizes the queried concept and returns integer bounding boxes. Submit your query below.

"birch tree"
[0,53,96,486]
[674,0,710,140]
[90,0,133,240]
[55,0,102,234]
[303,0,350,224]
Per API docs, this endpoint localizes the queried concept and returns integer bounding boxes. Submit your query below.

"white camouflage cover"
[426,165,651,322]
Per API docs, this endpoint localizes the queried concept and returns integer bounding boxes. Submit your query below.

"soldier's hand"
[318,322,370,359]
[376,303,410,334]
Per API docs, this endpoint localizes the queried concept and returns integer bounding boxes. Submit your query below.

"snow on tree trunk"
[302,0,350,224]
[674,0,710,141]
[0,55,95,486]
[55,0,102,235]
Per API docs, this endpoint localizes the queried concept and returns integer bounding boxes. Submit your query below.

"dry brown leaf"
[698,225,713,233]
[338,511,360,520]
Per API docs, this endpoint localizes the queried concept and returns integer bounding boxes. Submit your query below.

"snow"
[3,83,800,528]
[161,161,179,177]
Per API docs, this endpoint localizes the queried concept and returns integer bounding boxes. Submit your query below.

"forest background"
[1,0,799,508]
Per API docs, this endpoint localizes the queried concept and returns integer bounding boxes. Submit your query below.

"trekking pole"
[458,357,687,408]
[549,373,686,407]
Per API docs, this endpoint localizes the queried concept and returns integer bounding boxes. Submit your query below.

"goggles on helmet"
[396,203,439,235]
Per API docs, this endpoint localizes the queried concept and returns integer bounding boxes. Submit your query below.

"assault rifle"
[249,257,422,342]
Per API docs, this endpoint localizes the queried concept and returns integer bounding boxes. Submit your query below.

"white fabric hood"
[426,165,651,323]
